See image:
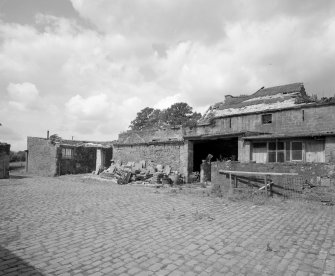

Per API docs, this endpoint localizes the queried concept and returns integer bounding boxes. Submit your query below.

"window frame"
[267,141,285,163]
[61,147,74,159]
[290,141,304,162]
[251,140,305,163]
[261,113,273,124]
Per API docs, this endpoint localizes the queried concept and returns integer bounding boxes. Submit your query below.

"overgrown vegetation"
[10,151,25,162]
[129,102,201,130]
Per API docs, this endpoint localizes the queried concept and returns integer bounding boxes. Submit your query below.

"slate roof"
[199,83,312,123]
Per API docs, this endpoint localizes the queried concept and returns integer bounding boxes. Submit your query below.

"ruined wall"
[211,161,335,200]
[0,143,10,179]
[113,142,185,172]
[27,137,58,176]
[118,128,183,143]
[186,104,335,137]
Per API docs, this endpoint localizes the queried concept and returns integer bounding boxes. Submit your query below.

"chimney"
[47,130,49,139]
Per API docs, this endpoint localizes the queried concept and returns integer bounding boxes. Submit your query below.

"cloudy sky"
[1,0,335,150]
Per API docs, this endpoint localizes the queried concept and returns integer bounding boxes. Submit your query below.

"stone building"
[114,83,335,182]
[0,142,10,179]
[27,136,113,176]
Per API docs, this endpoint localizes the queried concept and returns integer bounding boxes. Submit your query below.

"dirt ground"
[0,173,335,276]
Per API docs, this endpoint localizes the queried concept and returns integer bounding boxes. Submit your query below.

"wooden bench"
[219,170,299,197]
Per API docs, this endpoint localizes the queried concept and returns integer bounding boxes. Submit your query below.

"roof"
[199,83,313,123]
[184,131,263,140]
[242,130,335,140]
[29,136,113,148]
[59,139,113,148]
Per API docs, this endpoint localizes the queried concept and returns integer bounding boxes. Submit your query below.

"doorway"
[192,138,238,172]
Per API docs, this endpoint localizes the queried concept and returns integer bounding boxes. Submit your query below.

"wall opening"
[193,137,238,172]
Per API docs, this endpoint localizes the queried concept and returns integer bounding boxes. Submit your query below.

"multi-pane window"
[268,141,285,163]
[62,148,73,159]
[252,140,304,163]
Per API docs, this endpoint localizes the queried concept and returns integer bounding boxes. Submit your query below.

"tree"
[164,102,201,127]
[49,134,62,144]
[129,102,202,130]
[129,107,163,130]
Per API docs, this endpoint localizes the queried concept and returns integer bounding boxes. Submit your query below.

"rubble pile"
[99,160,182,185]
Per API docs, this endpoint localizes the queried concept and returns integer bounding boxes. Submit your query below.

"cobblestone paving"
[0,175,335,276]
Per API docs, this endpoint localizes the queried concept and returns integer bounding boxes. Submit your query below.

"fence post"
[264,175,268,198]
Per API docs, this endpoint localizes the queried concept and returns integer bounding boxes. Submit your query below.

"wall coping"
[114,140,184,147]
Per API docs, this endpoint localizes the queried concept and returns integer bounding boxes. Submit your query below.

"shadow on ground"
[0,246,44,276]
[9,174,31,179]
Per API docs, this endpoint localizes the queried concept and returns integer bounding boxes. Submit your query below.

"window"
[62,148,73,159]
[262,114,272,124]
[268,141,285,163]
[268,142,276,162]
[252,140,304,163]
[252,143,267,163]
[291,141,303,161]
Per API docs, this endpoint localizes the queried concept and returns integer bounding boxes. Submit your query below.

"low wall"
[211,161,335,201]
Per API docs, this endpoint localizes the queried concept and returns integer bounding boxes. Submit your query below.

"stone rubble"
[99,160,183,185]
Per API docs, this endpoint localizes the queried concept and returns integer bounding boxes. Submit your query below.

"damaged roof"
[199,83,313,123]
[59,139,113,148]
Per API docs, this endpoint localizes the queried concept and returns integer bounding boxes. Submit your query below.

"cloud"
[1,1,335,150]
[7,82,41,111]
[66,93,110,120]
[0,125,22,142]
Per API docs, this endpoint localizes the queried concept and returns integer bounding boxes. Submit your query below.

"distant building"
[0,142,10,179]
[27,136,113,176]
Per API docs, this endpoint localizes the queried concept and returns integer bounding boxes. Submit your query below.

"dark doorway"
[193,138,238,172]
[104,147,114,168]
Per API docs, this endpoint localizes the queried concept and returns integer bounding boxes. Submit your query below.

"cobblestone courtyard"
[0,175,334,276]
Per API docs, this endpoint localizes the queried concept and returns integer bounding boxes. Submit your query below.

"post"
[264,175,268,197]
[47,130,49,139]
[229,173,233,195]
[25,150,28,172]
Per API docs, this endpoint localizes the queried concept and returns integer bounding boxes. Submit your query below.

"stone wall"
[27,137,58,176]
[0,143,10,179]
[118,128,183,144]
[113,142,185,172]
[211,161,335,201]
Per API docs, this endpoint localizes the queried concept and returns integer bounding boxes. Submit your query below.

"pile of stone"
[99,160,182,185]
